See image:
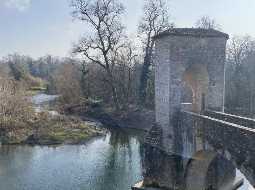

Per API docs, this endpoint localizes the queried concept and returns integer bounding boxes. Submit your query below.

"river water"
[0,129,144,190]
[0,93,144,190]
[31,93,59,115]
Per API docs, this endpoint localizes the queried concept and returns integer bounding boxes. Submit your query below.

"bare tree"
[225,36,255,115]
[0,77,34,129]
[53,63,82,105]
[113,41,138,108]
[138,0,172,105]
[71,0,125,110]
[195,16,221,30]
[227,35,253,66]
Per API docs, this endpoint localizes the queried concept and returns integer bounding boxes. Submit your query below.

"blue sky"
[0,0,254,58]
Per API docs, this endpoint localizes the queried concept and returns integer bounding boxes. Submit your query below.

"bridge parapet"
[181,111,255,186]
[204,110,255,129]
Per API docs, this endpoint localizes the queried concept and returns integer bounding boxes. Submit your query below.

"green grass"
[46,128,91,144]
[25,86,47,96]
[0,112,103,145]
[29,86,47,91]
[36,120,99,145]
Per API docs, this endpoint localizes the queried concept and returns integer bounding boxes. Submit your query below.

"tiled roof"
[154,28,229,39]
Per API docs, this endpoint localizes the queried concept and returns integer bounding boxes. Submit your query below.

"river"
[0,129,144,190]
[0,93,144,190]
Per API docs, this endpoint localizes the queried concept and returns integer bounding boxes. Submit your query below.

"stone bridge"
[137,110,255,190]
[133,29,255,190]
[182,111,255,188]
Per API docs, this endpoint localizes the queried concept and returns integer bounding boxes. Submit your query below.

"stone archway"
[182,64,209,113]
[185,151,236,190]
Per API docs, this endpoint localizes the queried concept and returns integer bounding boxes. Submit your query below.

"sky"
[0,0,255,58]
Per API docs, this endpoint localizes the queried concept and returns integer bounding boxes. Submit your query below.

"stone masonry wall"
[154,34,228,153]
[181,111,255,186]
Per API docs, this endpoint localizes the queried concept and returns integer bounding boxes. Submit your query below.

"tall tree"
[227,36,253,67]
[6,54,29,81]
[114,41,138,108]
[195,16,221,30]
[80,61,90,98]
[225,36,255,115]
[71,0,125,110]
[138,0,172,106]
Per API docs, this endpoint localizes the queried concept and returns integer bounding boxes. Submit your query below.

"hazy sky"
[0,0,255,58]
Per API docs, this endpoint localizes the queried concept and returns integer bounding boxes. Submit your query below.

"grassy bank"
[0,113,105,145]
[28,115,105,145]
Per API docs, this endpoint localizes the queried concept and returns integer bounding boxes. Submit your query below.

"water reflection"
[141,143,254,190]
[0,129,143,190]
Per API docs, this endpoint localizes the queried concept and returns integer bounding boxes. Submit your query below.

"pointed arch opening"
[181,64,209,113]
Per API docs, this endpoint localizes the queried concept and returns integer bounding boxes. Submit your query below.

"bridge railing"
[181,111,255,185]
[204,110,255,129]
[181,111,255,150]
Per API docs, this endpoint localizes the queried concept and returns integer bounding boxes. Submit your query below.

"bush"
[0,78,34,129]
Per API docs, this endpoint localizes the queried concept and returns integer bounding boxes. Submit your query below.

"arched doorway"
[182,64,209,113]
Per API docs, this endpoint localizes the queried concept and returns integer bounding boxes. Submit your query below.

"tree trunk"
[107,71,120,111]
[139,56,151,105]
[139,35,155,106]
[111,83,120,111]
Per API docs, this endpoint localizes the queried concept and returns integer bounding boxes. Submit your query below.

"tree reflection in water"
[92,128,144,190]
[0,129,144,190]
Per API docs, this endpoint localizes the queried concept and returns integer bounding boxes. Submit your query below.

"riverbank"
[0,91,106,145]
[0,91,153,145]
[0,114,105,145]
[62,101,155,132]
